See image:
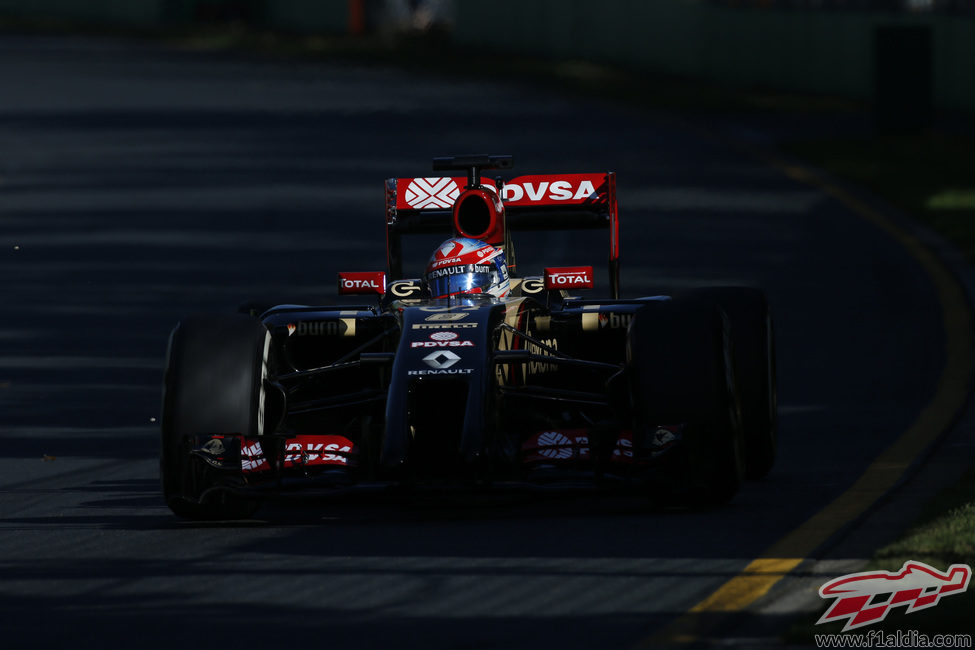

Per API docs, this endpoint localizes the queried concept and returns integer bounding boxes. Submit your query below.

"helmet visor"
[427,264,496,299]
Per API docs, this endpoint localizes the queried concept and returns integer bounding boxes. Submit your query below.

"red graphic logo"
[498,175,602,205]
[817,561,971,631]
[535,431,575,460]
[283,436,353,467]
[337,271,386,295]
[410,339,473,349]
[405,177,460,210]
[544,266,594,290]
[241,435,355,472]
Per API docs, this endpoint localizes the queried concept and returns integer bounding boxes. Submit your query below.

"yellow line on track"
[637,157,973,648]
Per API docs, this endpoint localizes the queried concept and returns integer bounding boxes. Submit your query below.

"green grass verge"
[786,133,975,265]
[876,467,975,568]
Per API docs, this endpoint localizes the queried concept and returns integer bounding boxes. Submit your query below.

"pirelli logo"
[412,323,478,330]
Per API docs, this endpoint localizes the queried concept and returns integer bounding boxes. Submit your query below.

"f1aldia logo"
[817,561,971,631]
[405,177,460,210]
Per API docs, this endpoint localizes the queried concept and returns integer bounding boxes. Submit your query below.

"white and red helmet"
[425,237,510,299]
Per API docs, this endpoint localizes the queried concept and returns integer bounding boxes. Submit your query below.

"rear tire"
[160,314,271,520]
[628,298,744,506]
[683,288,777,479]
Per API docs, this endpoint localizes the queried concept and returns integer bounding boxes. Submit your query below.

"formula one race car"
[160,155,776,519]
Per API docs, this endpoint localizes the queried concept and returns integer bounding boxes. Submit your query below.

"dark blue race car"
[160,155,776,519]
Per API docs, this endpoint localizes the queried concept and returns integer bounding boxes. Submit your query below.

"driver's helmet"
[425,237,510,299]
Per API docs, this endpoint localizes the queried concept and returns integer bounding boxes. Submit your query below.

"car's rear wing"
[384,162,620,298]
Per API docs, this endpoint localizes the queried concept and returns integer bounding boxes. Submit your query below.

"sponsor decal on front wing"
[241,435,355,472]
[521,430,636,464]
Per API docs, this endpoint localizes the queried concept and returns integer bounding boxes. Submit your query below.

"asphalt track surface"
[0,36,951,648]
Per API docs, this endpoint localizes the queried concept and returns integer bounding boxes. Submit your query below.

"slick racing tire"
[627,298,745,506]
[682,288,777,479]
[160,314,271,520]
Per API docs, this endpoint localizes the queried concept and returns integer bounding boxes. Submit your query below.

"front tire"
[160,314,271,520]
[628,298,744,506]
